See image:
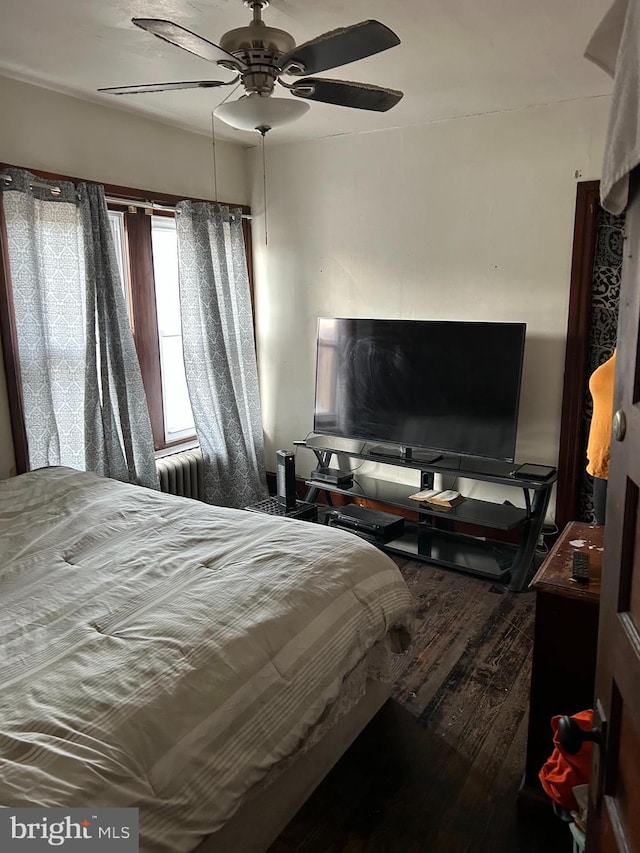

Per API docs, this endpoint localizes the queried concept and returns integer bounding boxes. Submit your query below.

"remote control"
[571,551,590,584]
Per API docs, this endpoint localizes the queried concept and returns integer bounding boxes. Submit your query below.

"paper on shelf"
[409,488,465,507]
[408,488,441,501]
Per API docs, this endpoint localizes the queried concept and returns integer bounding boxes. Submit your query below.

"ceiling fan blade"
[278,20,400,76]
[290,78,403,112]
[98,80,237,96]
[132,19,246,70]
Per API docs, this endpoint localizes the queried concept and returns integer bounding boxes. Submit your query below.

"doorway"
[555,183,625,530]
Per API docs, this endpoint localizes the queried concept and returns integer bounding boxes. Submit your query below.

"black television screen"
[313,318,526,462]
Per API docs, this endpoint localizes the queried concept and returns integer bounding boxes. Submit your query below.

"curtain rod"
[105,197,252,220]
[104,195,179,212]
[0,175,251,219]
[0,173,64,196]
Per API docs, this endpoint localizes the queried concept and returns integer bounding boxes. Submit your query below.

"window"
[108,208,196,447]
[0,164,253,471]
[108,210,128,306]
[151,216,195,443]
[107,199,252,452]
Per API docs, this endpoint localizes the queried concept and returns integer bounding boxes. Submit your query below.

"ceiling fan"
[98,0,403,133]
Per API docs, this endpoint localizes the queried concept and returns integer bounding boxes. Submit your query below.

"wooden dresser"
[519,520,603,809]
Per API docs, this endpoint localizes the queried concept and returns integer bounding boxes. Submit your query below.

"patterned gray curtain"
[1,168,158,489]
[175,201,268,508]
[578,206,624,522]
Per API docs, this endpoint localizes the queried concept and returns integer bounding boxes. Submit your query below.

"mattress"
[0,467,413,852]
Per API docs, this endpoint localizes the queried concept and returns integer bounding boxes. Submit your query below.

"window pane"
[151,216,195,443]
[152,216,182,334]
[108,211,130,320]
[159,335,195,438]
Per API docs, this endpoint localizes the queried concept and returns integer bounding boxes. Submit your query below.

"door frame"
[555,181,601,531]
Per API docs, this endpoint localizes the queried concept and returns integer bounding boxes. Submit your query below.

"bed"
[0,466,414,852]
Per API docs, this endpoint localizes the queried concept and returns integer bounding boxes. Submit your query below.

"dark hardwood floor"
[270,557,572,853]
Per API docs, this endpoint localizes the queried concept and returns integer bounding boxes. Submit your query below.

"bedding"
[0,467,413,852]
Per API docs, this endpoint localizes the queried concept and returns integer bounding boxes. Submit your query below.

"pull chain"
[258,127,269,245]
[211,112,218,202]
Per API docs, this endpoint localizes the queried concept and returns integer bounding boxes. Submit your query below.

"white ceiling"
[0,0,614,147]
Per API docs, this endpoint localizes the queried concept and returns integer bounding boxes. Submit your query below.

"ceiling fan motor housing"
[220,20,295,56]
[220,18,297,95]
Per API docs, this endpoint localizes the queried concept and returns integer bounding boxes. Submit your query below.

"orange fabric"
[539,709,594,812]
[586,351,616,479]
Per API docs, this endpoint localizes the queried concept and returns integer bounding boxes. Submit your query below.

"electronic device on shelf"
[276,449,297,510]
[245,496,318,521]
[313,317,526,463]
[326,504,405,543]
[510,463,557,481]
[311,467,354,487]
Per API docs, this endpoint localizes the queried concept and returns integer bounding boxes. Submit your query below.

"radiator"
[156,449,205,501]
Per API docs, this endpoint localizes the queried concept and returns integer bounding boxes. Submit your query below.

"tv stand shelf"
[301,436,557,591]
[383,525,518,584]
[305,473,528,531]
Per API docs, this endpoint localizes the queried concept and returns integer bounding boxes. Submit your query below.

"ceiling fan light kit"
[214,93,310,132]
[98,0,403,134]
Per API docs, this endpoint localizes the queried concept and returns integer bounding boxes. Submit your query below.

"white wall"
[0,76,248,205]
[0,74,249,479]
[249,96,611,514]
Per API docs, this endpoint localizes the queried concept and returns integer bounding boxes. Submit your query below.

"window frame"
[0,163,253,471]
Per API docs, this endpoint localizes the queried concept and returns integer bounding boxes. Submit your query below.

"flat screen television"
[313,318,526,463]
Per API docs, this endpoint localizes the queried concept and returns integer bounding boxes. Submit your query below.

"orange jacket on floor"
[539,710,594,812]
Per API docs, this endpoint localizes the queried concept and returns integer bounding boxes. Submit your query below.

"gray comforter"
[0,467,413,851]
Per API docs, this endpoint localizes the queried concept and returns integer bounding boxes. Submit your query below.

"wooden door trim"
[555,181,601,531]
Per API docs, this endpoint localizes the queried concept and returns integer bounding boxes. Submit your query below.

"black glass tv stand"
[300,435,557,592]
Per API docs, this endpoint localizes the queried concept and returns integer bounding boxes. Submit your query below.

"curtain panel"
[176,201,268,508]
[0,168,158,489]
